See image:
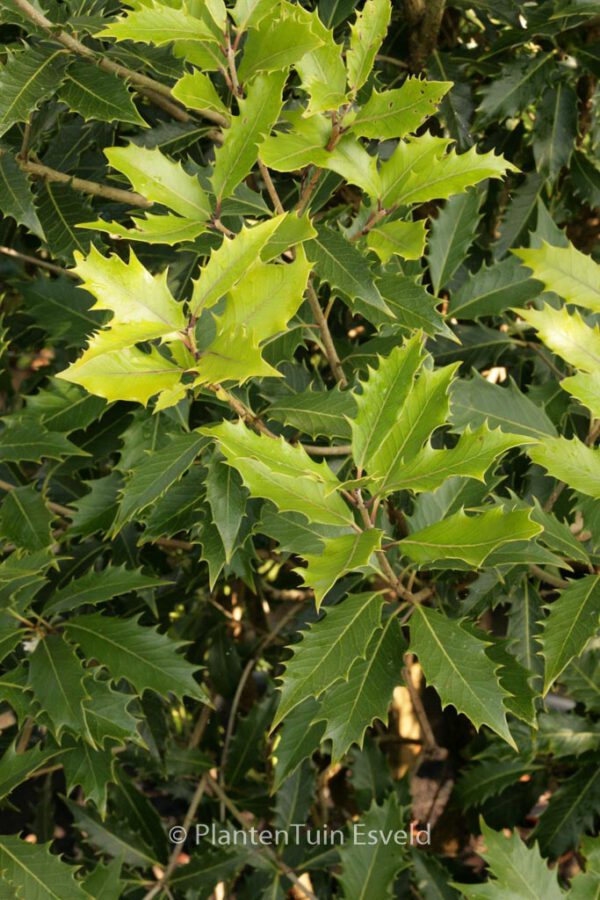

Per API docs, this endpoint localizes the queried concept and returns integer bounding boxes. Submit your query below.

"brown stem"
[209,384,277,437]
[0,246,72,277]
[143,775,208,900]
[17,157,152,208]
[402,653,444,756]
[405,0,446,72]
[306,282,347,387]
[11,0,229,127]
[218,604,299,816]
[296,167,322,216]
[16,717,34,754]
[226,37,242,97]
[529,565,569,589]
[205,775,318,900]
[19,118,32,161]
[136,86,192,123]
[258,159,285,215]
[300,443,351,456]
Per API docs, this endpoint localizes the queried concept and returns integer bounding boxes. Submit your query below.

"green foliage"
[1,1,599,896]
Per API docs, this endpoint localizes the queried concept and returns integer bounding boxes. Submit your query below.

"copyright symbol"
[169,826,187,843]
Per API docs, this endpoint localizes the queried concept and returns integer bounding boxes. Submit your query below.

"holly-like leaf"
[532,764,600,859]
[410,607,515,747]
[212,71,286,202]
[367,364,459,495]
[190,215,283,315]
[377,273,453,338]
[298,530,383,608]
[171,70,230,119]
[205,458,247,563]
[529,437,600,500]
[195,245,312,385]
[294,5,347,113]
[381,136,515,207]
[514,241,600,313]
[562,370,600,419]
[97,2,220,45]
[36,182,97,263]
[0,744,63,804]
[533,83,577,180]
[454,822,564,899]
[345,0,391,93]
[44,565,163,616]
[140,467,206,542]
[0,46,67,137]
[0,836,89,900]
[59,62,146,126]
[59,343,183,406]
[70,245,185,337]
[450,256,541,319]
[0,153,44,239]
[428,188,482,295]
[80,212,208,246]
[366,219,427,263]
[455,757,541,809]
[267,386,356,440]
[272,697,325,790]
[237,4,323,80]
[272,591,386,729]
[401,508,543,568]
[61,738,117,818]
[478,53,553,123]
[114,432,207,530]
[105,144,211,221]
[450,373,557,440]
[205,419,353,526]
[350,335,426,471]
[28,634,93,744]
[542,575,600,693]
[351,78,451,140]
[315,615,405,760]
[337,793,409,899]
[518,304,600,373]
[64,613,207,702]
[82,676,142,748]
[382,425,533,495]
[308,224,390,315]
[0,485,54,552]
[537,711,600,758]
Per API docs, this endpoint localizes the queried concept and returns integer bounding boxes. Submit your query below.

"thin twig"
[12,0,229,127]
[402,653,444,756]
[258,160,285,215]
[143,775,208,900]
[529,565,569,589]
[0,246,71,277]
[299,444,351,456]
[17,157,152,208]
[15,717,34,754]
[306,282,347,387]
[296,167,322,216]
[205,774,318,900]
[218,604,301,816]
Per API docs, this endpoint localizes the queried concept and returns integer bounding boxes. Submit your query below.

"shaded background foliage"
[0,0,599,897]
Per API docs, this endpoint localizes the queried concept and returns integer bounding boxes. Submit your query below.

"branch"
[15,155,152,208]
[143,775,209,900]
[0,246,71,277]
[11,0,229,128]
[205,774,318,900]
[405,0,446,71]
[305,282,347,387]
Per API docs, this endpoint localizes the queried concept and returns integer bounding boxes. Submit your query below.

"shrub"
[0,0,599,896]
